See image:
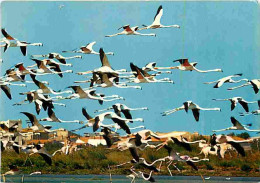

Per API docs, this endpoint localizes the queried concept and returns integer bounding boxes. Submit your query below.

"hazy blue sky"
[1,1,259,136]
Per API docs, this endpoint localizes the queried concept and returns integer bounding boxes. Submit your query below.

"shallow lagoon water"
[2,175,260,183]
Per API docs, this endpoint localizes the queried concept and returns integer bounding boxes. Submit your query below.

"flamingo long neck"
[228,82,251,90]
[53,102,66,107]
[199,107,220,111]
[231,79,249,83]
[244,127,260,132]
[51,89,72,95]
[128,107,148,111]
[184,139,204,144]
[136,32,156,36]
[105,33,122,37]
[59,120,80,123]
[161,24,180,28]
[29,43,43,46]
[162,106,185,116]
[127,118,143,122]
[193,67,222,73]
[95,107,113,113]
[129,126,145,130]
[74,80,91,83]
[102,97,123,102]
[212,128,229,132]
[65,55,82,59]
[105,52,114,55]
[91,50,99,55]
[154,66,178,70]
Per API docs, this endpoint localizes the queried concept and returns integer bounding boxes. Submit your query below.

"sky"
[0,1,259,137]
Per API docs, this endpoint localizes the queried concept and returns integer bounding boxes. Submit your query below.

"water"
[1,175,260,183]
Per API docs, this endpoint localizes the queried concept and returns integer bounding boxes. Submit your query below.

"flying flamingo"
[14,91,65,114]
[129,62,174,84]
[19,75,72,95]
[31,52,82,64]
[117,136,158,162]
[0,28,43,56]
[1,68,27,83]
[75,72,134,86]
[93,111,144,133]
[153,58,223,73]
[77,48,133,75]
[162,101,221,121]
[13,143,52,166]
[213,135,253,157]
[105,25,156,37]
[31,58,73,77]
[228,79,260,94]
[29,58,73,68]
[39,108,83,123]
[142,62,172,74]
[139,5,180,30]
[11,63,49,79]
[155,145,206,178]
[212,97,257,112]
[80,72,142,89]
[212,117,260,132]
[20,112,52,132]
[240,100,260,116]
[204,74,248,88]
[61,85,123,104]
[95,103,148,120]
[62,41,114,55]
[0,80,26,100]
[71,108,123,132]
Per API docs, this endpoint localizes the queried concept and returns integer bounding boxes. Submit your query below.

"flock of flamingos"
[0,4,260,183]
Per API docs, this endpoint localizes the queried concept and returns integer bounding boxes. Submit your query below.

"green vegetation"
[2,138,260,177]
[1,133,259,176]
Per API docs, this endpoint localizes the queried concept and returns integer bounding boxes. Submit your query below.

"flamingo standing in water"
[153,58,223,73]
[139,5,180,30]
[162,101,221,121]
[62,41,114,55]
[105,25,156,37]
[0,28,43,56]
[228,79,260,94]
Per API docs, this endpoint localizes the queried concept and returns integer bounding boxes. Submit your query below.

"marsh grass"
[2,140,260,176]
